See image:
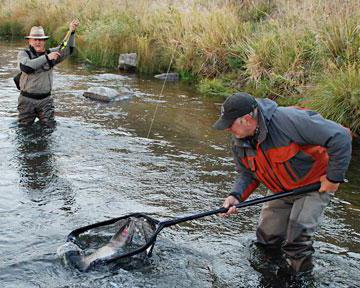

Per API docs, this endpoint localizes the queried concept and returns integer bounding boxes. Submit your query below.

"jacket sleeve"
[18,50,48,73]
[49,32,75,64]
[275,107,352,183]
[230,146,260,201]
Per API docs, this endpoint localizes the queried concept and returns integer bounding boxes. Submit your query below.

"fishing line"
[146,42,178,139]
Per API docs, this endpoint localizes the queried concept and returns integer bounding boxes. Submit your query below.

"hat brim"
[212,118,235,130]
[25,36,49,39]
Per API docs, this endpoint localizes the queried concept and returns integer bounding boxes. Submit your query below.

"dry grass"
[1,0,360,132]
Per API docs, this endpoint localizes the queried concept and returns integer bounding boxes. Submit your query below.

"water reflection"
[15,124,55,191]
[14,124,75,211]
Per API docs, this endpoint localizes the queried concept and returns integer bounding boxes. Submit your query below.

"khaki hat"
[25,26,49,39]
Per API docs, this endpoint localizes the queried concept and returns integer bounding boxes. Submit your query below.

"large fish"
[58,217,154,271]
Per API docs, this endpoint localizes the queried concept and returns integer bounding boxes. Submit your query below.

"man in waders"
[214,92,352,273]
[16,19,79,127]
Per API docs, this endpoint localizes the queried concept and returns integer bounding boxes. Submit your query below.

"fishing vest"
[16,46,54,98]
[13,49,32,90]
[234,141,329,200]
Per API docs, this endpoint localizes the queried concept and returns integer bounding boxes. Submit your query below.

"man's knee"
[37,97,55,125]
[18,96,36,125]
[256,198,291,246]
[256,227,285,247]
[18,112,36,126]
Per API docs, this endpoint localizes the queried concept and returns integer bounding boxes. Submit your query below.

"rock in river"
[154,73,179,81]
[83,87,125,102]
[118,53,137,71]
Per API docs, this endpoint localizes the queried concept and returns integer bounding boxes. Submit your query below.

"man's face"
[28,38,46,53]
[226,115,257,139]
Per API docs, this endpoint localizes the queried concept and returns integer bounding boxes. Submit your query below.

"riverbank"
[1,0,359,134]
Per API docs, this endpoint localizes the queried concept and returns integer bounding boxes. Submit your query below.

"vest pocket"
[287,150,314,179]
[268,144,314,184]
[271,150,314,184]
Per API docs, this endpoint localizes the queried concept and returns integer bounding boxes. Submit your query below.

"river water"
[0,40,359,288]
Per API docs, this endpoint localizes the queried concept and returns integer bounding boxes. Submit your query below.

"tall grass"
[1,0,360,133]
[304,64,360,135]
[234,25,322,104]
[0,0,250,73]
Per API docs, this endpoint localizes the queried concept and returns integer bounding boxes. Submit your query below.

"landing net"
[57,213,158,271]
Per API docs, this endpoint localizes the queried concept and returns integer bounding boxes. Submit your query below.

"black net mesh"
[57,215,157,271]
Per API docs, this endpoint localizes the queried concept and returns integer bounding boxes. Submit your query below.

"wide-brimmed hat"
[213,92,258,130]
[25,26,49,39]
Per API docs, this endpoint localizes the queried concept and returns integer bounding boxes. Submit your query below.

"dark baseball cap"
[213,92,258,130]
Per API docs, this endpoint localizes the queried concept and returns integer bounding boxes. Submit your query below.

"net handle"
[110,183,321,261]
[159,183,321,228]
[67,183,320,263]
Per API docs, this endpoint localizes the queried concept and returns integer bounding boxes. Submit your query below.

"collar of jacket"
[28,45,50,57]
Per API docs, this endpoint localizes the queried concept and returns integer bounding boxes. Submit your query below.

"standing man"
[16,19,79,127]
[213,92,352,273]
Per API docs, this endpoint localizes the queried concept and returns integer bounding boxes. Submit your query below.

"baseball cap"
[213,92,258,130]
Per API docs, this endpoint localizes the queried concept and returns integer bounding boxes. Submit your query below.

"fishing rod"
[59,30,71,51]
[57,22,93,64]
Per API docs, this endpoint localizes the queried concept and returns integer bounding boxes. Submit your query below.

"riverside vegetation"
[1,0,360,134]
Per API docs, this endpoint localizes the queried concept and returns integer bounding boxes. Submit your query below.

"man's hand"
[220,195,240,218]
[69,19,80,32]
[319,175,339,193]
[47,51,61,60]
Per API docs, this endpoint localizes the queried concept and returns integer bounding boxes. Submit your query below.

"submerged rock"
[83,87,133,102]
[154,73,179,81]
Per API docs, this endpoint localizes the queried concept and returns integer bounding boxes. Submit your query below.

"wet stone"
[154,73,179,81]
[83,86,135,103]
[118,53,137,71]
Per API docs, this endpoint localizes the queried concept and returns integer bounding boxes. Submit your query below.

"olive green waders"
[256,190,331,272]
[17,95,55,127]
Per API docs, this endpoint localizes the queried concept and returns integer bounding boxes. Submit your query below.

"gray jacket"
[230,99,352,200]
[17,33,75,95]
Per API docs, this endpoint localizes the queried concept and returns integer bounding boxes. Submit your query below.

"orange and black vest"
[230,99,352,201]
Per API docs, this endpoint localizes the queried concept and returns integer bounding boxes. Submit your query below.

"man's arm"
[230,156,260,202]
[221,152,259,216]
[49,32,75,63]
[275,107,352,188]
[50,19,79,64]
[18,50,48,73]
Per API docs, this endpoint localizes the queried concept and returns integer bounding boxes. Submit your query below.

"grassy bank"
[1,0,360,134]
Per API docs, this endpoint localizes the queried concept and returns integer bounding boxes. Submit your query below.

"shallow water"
[0,40,359,288]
